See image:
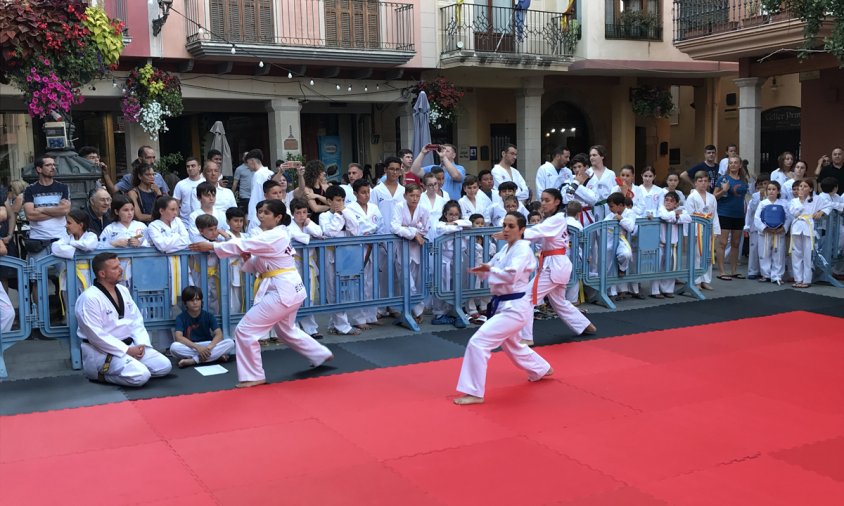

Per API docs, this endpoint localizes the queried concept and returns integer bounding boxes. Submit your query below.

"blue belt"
[486,292,526,318]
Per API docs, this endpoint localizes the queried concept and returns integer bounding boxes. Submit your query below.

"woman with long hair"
[191,199,333,388]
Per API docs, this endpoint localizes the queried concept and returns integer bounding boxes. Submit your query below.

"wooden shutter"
[258,0,274,43]
[326,0,379,49]
[209,0,225,42]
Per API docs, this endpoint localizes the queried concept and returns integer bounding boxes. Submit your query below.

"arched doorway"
[541,102,591,159]
[760,106,801,174]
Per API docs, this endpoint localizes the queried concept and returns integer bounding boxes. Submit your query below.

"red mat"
[2,311,843,505]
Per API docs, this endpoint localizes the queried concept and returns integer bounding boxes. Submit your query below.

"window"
[209,0,275,44]
[605,0,662,41]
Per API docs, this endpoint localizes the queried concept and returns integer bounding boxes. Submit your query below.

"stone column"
[693,81,715,149]
[734,77,766,178]
[266,98,302,163]
[611,77,636,172]
[124,123,160,165]
[516,77,544,196]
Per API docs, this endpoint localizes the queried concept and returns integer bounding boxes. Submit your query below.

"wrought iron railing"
[185,0,414,52]
[673,0,797,42]
[439,2,579,58]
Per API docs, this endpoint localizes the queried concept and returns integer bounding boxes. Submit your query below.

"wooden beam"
[747,52,839,78]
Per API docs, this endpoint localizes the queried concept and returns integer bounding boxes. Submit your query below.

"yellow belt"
[253,267,296,296]
[76,262,90,291]
[790,215,814,253]
[170,256,181,306]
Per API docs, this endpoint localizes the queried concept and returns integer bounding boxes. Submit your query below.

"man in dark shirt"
[82,188,114,237]
[816,147,844,195]
[681,145,720,191]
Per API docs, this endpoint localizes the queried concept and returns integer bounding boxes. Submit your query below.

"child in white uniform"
[289,197,323,339]
[789,179,829,288]
[347,179,383,327]
[685,171,720,290]
[518,189,595,345]
[390,184,430,322]
[755,181,790,285]
[319,185,362,335]
[653,191,691,297]
[51,209,99,303]
[431,201,471,327]
[99,196,148,288]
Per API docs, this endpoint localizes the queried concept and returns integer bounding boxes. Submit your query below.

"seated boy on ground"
[171,285,235,368]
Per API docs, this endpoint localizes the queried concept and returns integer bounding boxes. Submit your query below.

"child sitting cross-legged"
[171,285,235,368]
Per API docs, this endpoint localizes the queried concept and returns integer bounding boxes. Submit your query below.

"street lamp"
[152,0,174,37]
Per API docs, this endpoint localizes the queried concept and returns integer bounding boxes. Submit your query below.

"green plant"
[414,77,465,128]
[154,152,184,174]
[122,63,184,140]
[0,0,124,117]
[286,152,306,163]
[763,0,844,65]
[631,86,674,118]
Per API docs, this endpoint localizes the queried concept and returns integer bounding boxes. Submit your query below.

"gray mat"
[0,375,128,415]
[338,333,467,367]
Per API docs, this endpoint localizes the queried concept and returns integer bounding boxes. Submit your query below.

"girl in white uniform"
[755,181,790,285]
[454,212,554,405]
[789,179,829,288]
[518,189,595,346]
[431,200,472,327]
[191,199,333,388]
[288,197,323,339]
[99,196,149,288]
[51,209,99,302]
[146,196,190,349]
[584,146,616,222]
[635,166,665,219]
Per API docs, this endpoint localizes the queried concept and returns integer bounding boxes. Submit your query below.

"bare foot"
[453,395,484,405]
[581,323,597,335]
[236,379,267,388]
[313,354,334,368]
[354,324,371,330]
[530,367,555,382]
[178,358,196,368]
[219,354,229,363]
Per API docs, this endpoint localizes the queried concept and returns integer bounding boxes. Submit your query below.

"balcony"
[604,22,662,42]
[184,0,415,65]
[439,2,579,66]
[672,0,832,60]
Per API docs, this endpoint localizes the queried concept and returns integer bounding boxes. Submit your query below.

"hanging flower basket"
[414,77,465,129]
[631,86,675,118]
[0,0,124,119]
[121,63,184,141]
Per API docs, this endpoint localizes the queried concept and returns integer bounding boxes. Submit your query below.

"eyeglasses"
[425,183,438,188]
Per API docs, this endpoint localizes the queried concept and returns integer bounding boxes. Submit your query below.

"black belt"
[486,292,526,318]
[82,337,134,345]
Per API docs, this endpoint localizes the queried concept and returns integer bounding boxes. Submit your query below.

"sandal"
[717,275,732,281]
[731,273,745,279]
[310,332,324,340]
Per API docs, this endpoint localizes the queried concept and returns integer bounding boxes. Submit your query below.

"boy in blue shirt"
[171,286,234,368]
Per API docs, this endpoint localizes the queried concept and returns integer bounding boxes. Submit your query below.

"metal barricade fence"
[815,209,844,287]
[2,213,841,379]
[578,217,711,309]
[0,234,427,378]
[430,217,714,314]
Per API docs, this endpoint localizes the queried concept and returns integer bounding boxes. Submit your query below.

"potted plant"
[121,63,184,141]
[631,86,675,118]
[0,0,124,119]
[562,19,581,55]
[414,77,465,129]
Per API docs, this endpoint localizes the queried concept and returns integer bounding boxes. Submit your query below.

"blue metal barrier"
[815,209,843,287]
[0,255,33,378]
[578,217,710,309]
